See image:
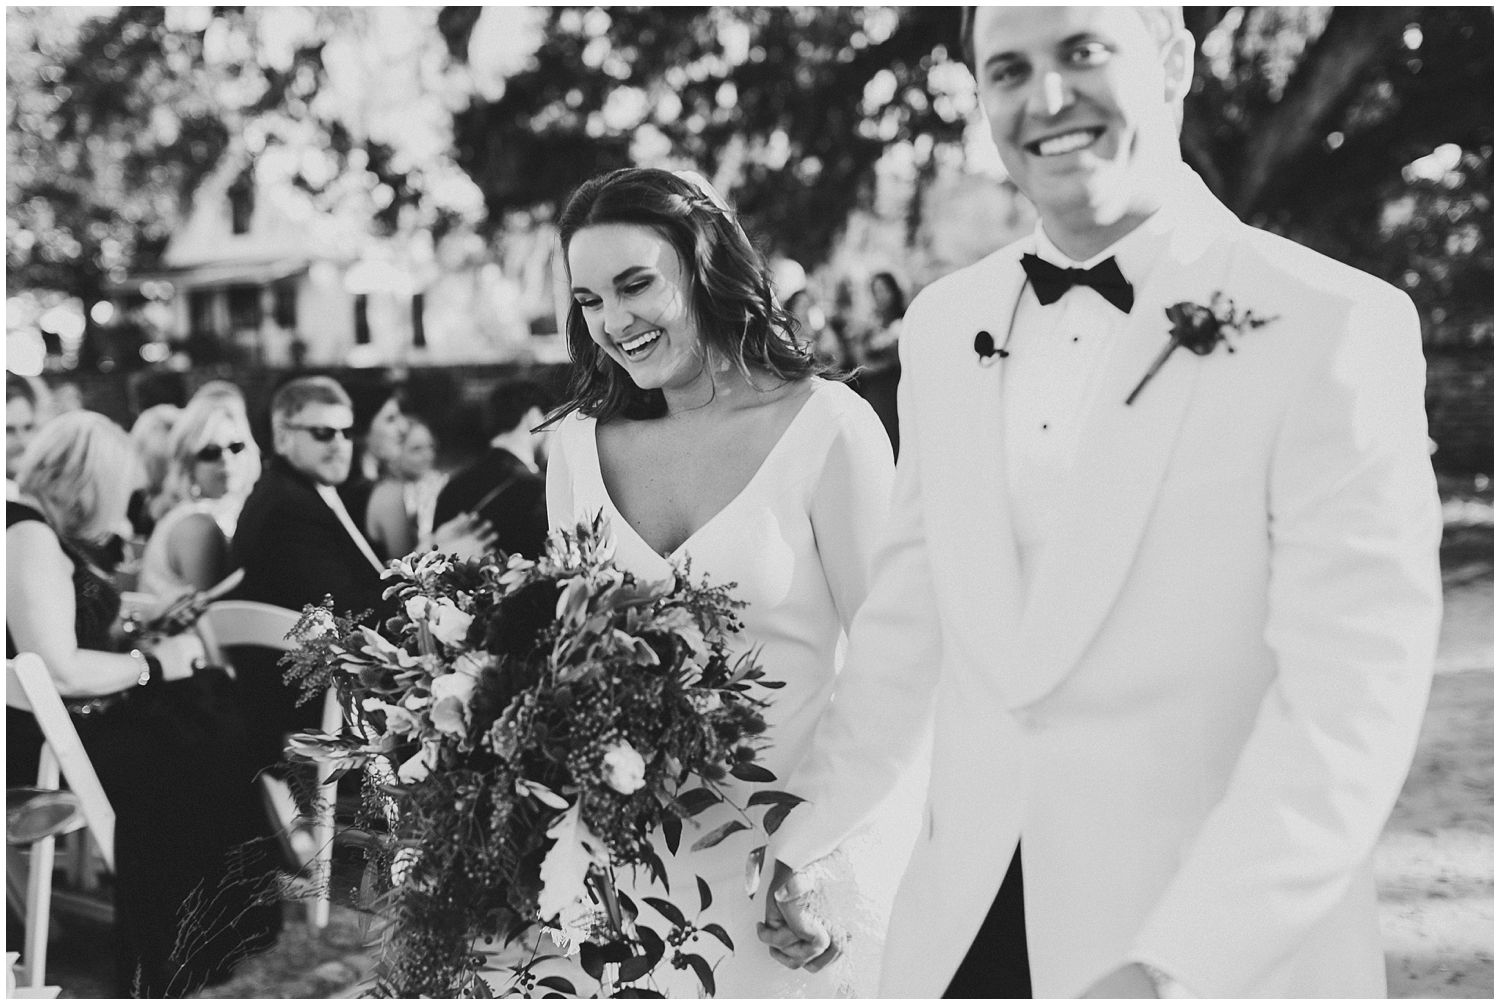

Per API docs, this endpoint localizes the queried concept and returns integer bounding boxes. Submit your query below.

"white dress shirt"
[1003,209,1201,997]
[316,483,386,574]
[1002,208,1177,594]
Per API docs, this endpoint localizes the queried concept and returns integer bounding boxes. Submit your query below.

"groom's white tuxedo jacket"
[775,170,1442,997]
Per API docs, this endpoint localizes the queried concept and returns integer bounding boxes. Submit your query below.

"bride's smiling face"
[568,223,708,393]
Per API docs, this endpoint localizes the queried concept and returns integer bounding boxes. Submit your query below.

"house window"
[228,172,255,235]
[227,285,261,331]
[189,288,218,337]
[411,292,426,348]
[273,280,297,328]
[354,294,370,345]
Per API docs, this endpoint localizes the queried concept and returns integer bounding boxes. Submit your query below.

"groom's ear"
[1160,27,1195,108]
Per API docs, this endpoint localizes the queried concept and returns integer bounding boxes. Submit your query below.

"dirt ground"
[35,511,1495,999]
[1379,516,1494,998]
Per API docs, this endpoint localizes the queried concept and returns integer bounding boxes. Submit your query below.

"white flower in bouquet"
[452,651,493,679]
[602,739,647,794]
[543,897,599,956]
[428,599,474,647]
[404,595,432,622]
[296,607,338,642]
[363,697,421,738]
[359,626,424,668]
[687,690,722,714]
[429,660,483,736]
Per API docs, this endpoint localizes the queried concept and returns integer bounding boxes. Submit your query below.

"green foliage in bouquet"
[281,514,801,998]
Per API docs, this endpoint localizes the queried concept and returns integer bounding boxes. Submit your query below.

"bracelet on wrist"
[130,648,164,687]
[129,648,151,687]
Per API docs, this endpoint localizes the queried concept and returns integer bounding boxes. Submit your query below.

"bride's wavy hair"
[546,167,819,424]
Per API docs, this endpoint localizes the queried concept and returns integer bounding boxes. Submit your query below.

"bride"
[542,167,921,996]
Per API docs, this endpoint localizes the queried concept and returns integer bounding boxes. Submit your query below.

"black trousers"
[944,843,1031,998]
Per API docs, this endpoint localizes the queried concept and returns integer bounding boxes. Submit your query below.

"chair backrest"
[5,654,115,872]
[195,600,344,932]
[196,600,303,666]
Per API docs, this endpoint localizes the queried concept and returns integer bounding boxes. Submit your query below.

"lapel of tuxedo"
[1006,178,1243,707]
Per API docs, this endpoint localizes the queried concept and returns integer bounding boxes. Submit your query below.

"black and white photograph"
[5,5,1491,999]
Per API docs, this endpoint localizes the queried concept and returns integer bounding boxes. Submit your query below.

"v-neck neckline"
[589,379,827,562]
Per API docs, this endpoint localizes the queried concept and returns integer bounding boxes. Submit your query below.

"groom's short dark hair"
[958,6,1185,69]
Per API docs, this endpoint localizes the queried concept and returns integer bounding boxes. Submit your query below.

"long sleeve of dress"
[774,348,945,872]
[809,401,895,634]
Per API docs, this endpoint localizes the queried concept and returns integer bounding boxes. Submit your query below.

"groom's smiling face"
[973,6,1192,241]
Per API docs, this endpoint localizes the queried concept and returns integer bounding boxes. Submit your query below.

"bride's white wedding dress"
[543,378,923,997]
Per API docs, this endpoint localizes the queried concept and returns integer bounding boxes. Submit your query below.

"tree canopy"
[8,6,1492,346]
[1180,7,1492,345]
[439,6,971,268]
[7,6,479,303]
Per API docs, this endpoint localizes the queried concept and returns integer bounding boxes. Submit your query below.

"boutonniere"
[1125,294,1276,405]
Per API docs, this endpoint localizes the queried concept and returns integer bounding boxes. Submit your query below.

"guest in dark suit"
[433,379,551,561]
[232,376,392,774]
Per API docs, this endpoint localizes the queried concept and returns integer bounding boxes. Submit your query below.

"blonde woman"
[7,411,281,995]
[138,398,259,602]
[187,379,262,534]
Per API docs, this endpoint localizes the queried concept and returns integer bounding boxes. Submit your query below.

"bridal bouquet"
[281,514,799,998]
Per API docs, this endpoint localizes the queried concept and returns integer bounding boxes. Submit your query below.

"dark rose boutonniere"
[1125,294,1276,405]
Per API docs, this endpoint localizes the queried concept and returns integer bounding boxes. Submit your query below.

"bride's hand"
[757,860,839,972]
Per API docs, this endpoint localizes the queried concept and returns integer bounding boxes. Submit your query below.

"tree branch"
[1235,6,1420,216]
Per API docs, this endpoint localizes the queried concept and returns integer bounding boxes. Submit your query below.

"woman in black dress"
[7,411,281,996]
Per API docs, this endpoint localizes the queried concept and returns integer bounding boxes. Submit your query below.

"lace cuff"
[777,845,886,997]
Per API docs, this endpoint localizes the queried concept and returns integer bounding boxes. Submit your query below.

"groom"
[760,6,1442,997]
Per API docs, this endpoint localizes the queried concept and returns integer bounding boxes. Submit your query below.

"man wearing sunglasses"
[233,375,394,776]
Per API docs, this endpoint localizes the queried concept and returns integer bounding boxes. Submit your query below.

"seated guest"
[138,397,260,602]
[6,375,38,498]
[232,376,392,774]
[190,379,253,419]
[358,388,412,485]
[433,379,551,561]
[127,402,183,537]
[186,380,262,538]
[7,411,281,996]
[364,415,443,561]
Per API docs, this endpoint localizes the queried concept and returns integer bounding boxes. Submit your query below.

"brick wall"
[1426,347,1494,477]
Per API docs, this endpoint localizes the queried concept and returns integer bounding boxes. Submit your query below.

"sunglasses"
[194,441,247,463]
[286,424,353,443]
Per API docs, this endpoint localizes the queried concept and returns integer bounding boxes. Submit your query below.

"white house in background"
[110,148,561,368]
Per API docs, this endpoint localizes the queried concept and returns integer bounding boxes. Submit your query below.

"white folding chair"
[5,653,117,991]
[196,600,340,931]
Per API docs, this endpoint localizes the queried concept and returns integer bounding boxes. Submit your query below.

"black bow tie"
[1021,252,1135,313]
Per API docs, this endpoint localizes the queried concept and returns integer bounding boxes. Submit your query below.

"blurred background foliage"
[7,5,1493,348]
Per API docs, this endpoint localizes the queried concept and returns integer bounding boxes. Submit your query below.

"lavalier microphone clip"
[974,330,1009,364]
